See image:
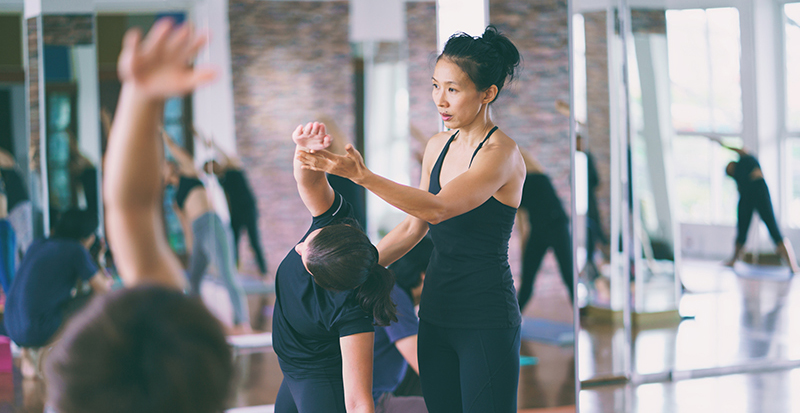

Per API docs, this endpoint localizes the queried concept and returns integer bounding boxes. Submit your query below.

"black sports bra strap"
[469,126,499,168]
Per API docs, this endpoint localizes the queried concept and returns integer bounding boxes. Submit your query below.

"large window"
[666,8,742,224]
[785,3,800,227]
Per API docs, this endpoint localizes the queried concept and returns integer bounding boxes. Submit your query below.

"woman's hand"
[292,122,332,151]
[117,18,216,99]
[296,143,369,184]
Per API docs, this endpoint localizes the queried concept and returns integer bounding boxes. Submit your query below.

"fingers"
[183,29,210,62]
[140,18,174,59]
[165,23,192,58]
[122,28,143,54]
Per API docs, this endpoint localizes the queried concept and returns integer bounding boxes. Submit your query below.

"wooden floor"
[11,258,800,412]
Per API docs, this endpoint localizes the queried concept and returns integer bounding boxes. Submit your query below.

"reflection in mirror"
[573,4,633,384]
[0,13,31,291]
[580,0,800,410]
[41,15,101,237]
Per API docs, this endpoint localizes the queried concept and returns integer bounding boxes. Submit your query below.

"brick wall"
[229,1,352,276]
[584,11,612,245]
[229,1,571,310]
[42,15,94,46]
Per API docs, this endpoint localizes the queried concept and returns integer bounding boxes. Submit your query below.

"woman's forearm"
[104,85,163,210]
[358,171,448,224]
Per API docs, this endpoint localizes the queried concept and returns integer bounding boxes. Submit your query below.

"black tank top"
[175,176,204,211]
[420,127,521,329]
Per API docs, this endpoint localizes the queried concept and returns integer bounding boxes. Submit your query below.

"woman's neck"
[454,108,494,146]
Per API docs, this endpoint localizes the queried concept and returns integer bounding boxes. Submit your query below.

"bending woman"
[707,136,800,272]
[162,128,251,333]
[299,26,525,412]
[273,122,396,413]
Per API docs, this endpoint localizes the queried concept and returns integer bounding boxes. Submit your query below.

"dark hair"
[439,25,521,103]
[45,286,233,413]
[306,224,397,326]
[388,236,433,296]
[51,208,98,241]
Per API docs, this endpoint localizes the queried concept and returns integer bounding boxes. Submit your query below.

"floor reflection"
[580,258,800,411]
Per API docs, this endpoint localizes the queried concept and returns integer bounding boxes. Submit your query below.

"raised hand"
[117,18,216,99]
[292,122,332,151]
[296,143,369,184]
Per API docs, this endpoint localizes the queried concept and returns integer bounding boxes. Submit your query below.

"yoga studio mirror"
[573,0,634,385]
[40,15,102,237]
[0,11,32,267]
[577,0,800,407]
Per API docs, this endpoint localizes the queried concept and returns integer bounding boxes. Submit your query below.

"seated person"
[4,209,111,378]
[373,237,432,412]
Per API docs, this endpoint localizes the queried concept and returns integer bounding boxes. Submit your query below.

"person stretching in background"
[199,129,268,276]
[516,147,574,311]
[707,136,800,272]
[162,129,251,334]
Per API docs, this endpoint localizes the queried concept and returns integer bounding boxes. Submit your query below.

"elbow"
[422,205,450,225]
[345,399,374,413]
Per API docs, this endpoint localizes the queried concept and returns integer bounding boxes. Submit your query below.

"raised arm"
[104,19,215,289]
[292,122,335,216]
[161,128,198,176]
[705,135,748,156]
[194,126,242,170]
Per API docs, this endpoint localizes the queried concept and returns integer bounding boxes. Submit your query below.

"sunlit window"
[666,8,742,225]
[785,3,800,227]
[786,3,800,132]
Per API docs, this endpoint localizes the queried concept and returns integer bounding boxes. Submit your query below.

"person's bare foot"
[723,259,736,268]
[20,348,40,379]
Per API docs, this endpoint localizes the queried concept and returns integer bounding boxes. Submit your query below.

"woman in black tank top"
[299,26,525,413]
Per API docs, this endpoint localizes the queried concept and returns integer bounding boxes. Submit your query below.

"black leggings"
[518,221,574,311]
[418,320,520,413]
[736,180,783,246]
[231,209,267,275]
[275,365,346,413]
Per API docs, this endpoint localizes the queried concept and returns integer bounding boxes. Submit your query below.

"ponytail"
[357,265,397,327]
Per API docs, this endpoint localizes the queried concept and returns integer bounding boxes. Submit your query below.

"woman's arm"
[297,132,523,225]
[375,215,428,267]
[340,332,375,413]
[393,335,419,374]
[705,135,748,156]
[104,20,215,289]
[162,128,198,176]
[292,122,335,216]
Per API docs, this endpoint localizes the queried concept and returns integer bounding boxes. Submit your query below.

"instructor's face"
[432,59,483,129]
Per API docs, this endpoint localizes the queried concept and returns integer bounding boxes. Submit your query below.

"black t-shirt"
[733,154,761,193]
[0,167,28,212]
[220,169,257,214]
[272,192,374,373]
[520,173,568,228]
[4,238,98,346]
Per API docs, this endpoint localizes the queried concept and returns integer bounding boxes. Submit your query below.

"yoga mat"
[226,405,274,413]
[733,262,793,281]
[227,332,273,349]
[520,317,574,346]
[520,355,538,366]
